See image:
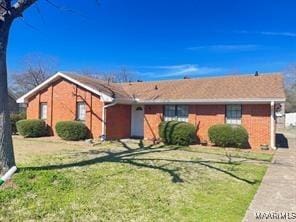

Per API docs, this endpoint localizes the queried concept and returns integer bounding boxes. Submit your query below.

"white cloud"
[136,64,224,79]
[235,30,296,38]
[259,31,296,37]
[187,44,259,52]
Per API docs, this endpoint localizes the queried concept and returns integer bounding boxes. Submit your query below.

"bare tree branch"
[44,0,88,19]
[20,16,39,31]
[82,67,137,83]
[0,0,11,21]
[11,53,58,96]
[11,0,38,18]
[0,0,10,10]
[34,2,45,25]
[0,3,8,12]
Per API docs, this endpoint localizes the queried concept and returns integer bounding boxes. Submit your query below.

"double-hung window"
[76,102,86,121]
[164,105,188,122]
[39,103,47,120]
[226,104,242,125]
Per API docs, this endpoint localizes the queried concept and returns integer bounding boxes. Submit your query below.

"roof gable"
[17,72,115,103]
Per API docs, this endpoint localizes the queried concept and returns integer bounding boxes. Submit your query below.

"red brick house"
[17,72,285,149]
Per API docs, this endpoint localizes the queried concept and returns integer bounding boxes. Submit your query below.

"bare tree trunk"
[0,20,15,173]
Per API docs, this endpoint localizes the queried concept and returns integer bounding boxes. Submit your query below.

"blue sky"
[7,0,296,80]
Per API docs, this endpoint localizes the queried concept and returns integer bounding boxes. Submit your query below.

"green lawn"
[0,138,272,221]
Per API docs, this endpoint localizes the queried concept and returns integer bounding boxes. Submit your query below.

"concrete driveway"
[244,129,296,222]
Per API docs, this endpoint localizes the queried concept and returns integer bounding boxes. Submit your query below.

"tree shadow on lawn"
[181,147,272,163]
[20,140,258,185]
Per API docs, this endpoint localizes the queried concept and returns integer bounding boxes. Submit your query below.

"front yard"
[0,137,273,221]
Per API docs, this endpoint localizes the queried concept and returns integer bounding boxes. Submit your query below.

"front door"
[131,105,144,138]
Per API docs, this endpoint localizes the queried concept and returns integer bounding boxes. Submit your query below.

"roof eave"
[134,98,286,105]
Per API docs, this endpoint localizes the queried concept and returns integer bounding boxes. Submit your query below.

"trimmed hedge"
[159,121,197,146]
[55,121,88,141]
[208,124,249,148]
[10,112,26,134]
[16,119,47,138]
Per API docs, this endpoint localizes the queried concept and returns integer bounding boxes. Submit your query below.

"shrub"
[10,112,26,134]
[16,119,47,138]
[208,124,248,148]
[55,121,88,141]
[159,121,197,146]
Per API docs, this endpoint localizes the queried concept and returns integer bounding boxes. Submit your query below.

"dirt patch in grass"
[12,136,90,163]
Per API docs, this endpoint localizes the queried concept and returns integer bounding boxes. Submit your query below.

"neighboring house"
[8,89,19,114]
[285,112,296,127]
[17,72,286,149]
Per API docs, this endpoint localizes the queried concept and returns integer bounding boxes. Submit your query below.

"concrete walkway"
[244,131,296,222]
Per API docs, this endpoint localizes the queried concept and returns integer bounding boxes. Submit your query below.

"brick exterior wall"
[242,104,270,149]
[143,104,271,149]
[26,78,271,149]
[144,105,164,140]
[188,105,226,143]
[106,104,131,139]
[26,78,104,138]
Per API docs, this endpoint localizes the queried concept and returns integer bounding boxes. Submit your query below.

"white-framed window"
[164,105,189,122]
[39,103,47,120]
[226,104,242,125]
[76,102,86,121]
[164,105,176,121]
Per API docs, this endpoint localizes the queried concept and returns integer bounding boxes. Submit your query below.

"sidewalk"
[244,131,296,222]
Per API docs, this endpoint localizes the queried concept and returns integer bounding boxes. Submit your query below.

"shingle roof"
[18,72,286,103]
[61,72,133,100]
[63,72,286,102]
[118,73,286,101]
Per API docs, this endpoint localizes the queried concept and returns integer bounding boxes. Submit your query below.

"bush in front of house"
[159,121,197,146]
[55,121,88,141]
[208,124,248,148]
[10,112,26,134]
[16,119,47,138]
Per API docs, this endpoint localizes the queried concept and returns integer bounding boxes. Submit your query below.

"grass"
[0,138,273,221]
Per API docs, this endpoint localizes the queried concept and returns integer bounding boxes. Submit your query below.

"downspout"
[270,101,276,149]
[101,101,118,141]
[0,166,17,186]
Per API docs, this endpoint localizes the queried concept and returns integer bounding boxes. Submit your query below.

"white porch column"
[101,104,106,140]
[270,101,276,149]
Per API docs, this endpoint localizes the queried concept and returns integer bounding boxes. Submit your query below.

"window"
[39,103,47,120]
[76,102,86,121]
[226,104,242,124]
[164,105,188,122]
[177,105,189,122]
[164,105,176,121]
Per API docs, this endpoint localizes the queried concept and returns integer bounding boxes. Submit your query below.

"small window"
[177,105,189,122]
[39,103,47,120]
[164,105,176,121]
[226,104,242,125]
[164,105,188,122]
[76,102,86,121]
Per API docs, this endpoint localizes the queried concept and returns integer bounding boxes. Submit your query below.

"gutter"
[101,101,118,141]
[270,101,276,149]
[136,98,286,105]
